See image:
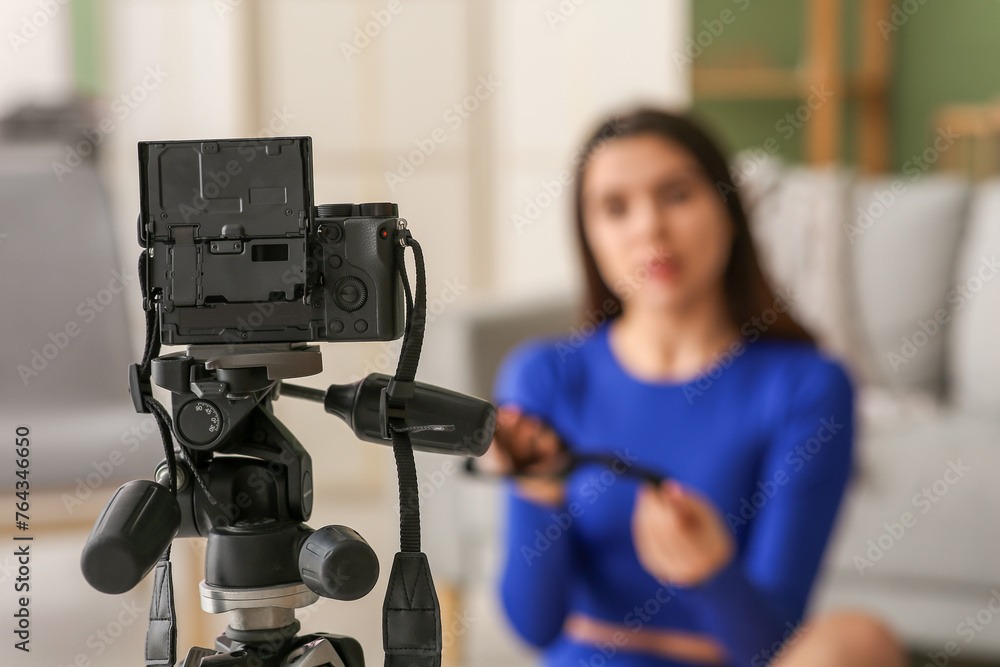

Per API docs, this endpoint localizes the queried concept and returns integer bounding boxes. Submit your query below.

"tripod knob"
[299,525,379,601]
[81,479,180,594]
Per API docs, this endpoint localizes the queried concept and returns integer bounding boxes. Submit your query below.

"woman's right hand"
[484,405,569,506]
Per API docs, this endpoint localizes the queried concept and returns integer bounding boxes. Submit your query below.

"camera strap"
[381,228,443,667]
[130,251,180,667]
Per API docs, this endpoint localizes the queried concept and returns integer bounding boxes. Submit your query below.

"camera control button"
[315,203,353,218]
[360,202,397,217]
[333,276,367,312]
[329,319,345,333]
[354,320,368,333]
[320,224,343,243]
[327,255,342,268]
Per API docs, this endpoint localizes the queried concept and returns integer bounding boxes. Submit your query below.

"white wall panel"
[0,0,73,115]
[491,0,690,298]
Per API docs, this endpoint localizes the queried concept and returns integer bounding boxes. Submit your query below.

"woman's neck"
[608,289,741,383]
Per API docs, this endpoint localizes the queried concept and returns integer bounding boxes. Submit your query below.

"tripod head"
[82,337,493,665]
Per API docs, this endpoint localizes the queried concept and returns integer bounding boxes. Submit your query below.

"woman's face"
[581,134,734,314]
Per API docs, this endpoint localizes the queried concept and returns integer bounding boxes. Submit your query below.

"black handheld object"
[319,373,494,457]
[81,480,181,594]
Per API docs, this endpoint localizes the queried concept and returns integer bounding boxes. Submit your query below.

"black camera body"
[138,136,405,345]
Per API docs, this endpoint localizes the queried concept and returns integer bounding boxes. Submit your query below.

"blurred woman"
[489,109,905,667]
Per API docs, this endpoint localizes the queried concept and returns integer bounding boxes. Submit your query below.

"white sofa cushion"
[848,176,971,396]
[738,156,870,381]
[823,406,1000,587]
[947,178,1000,416]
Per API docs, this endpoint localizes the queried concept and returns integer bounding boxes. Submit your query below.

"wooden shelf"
[693,67,805,100]
[934,101,1000,178]
[691,0,894,172]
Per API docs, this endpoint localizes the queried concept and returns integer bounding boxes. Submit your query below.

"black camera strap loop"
[382,231,443,667]
[145,554,177,667]
[387,229,425,554]
[132,251,179,667]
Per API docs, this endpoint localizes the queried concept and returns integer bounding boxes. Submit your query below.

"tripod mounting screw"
[154,461,187,492]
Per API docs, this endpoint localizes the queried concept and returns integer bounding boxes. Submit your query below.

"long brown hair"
[572,108,814,344]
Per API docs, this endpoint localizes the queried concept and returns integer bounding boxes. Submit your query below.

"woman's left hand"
[631,480,735,587]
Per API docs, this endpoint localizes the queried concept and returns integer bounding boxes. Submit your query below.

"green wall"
[70,0,104,97]
[690,0,1000,171]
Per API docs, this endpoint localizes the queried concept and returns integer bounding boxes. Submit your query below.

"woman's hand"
[483,405,569,506]
[631,480,735,587]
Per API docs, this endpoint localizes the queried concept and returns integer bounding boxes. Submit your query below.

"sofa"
[418,157,1000,665]
[741,158,1000,661]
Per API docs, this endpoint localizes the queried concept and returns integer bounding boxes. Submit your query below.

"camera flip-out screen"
[138,137,404,345]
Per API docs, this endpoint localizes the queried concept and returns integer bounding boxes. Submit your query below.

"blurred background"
[0,0,998,665]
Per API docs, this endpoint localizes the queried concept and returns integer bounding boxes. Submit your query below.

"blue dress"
[492,319,854,667]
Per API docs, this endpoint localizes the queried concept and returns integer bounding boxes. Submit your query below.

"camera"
[137,136,405,345]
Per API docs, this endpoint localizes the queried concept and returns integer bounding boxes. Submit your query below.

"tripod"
[86,343,377,665]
